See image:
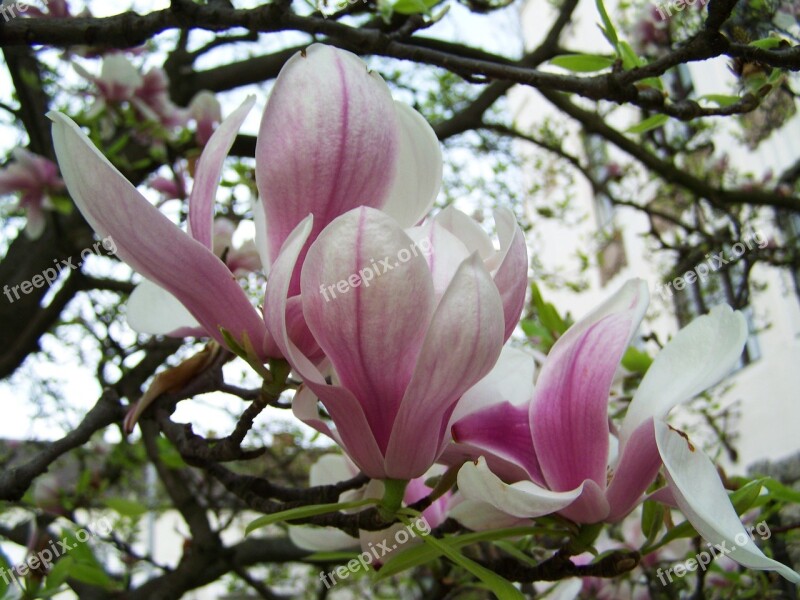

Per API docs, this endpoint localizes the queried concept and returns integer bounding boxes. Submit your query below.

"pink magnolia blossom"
[50,44,442,360]
[0,148,64,239]
[188,91,223,146]
[263,204,527,481]
[75,55,186,128]
[452,280,800,583]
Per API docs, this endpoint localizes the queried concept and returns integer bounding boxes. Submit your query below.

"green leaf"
[44,556,73,591]
[530,283,568,336]
[626,113,669,134]
[103,497,148,518]
[67,562,117,589]
[378,525,557,579]
[699,94,741,107]
[405,520,524,600]
[550,54,615,73]
[621,346,653,374]
[156,436,187,469]
[595,0,619,49]
[749,37,782,49]
[616,41,642,70]
[391,0,439,14]
[763,478,800,504]
[641,500,665,546]
[731,478,765,514]
[245,498,378,535]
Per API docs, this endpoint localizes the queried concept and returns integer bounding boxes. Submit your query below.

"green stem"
[379,478,409,519]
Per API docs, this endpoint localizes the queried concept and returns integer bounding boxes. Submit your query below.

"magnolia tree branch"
[1,2,797,118]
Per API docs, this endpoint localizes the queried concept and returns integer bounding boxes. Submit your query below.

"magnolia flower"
[51,43,442,360]
[289,454,451,567]
[0,148,64,239]
[75,55,186,128]
[188,91,223,146]
[453,280,800,583]
[264,203,527,481]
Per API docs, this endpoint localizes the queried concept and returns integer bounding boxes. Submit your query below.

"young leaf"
[550,54,615,73]
[595,0,619,49]
[245,498,378,535]
[626,113,669,134]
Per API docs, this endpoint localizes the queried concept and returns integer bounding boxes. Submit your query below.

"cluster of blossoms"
[0,46,223,239]
[48,43,800,585]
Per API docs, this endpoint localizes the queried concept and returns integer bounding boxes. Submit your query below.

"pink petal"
[256,44,399,271]
[49,111,268,354]
[188,96,255,249]
[264,216,386,478]
[300,207,435,453]
[604,419,662,522]
[530,280,648,495]
[489,208,528,341]
[451,401,543,484]
[384,253,505,479]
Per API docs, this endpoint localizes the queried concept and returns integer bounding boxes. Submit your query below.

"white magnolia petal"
[379,101,442,227]
[126,279,202,335]
[288,526,358,552]
[253,199,270,275]
[309,454,358,487]
[656,421,800,583]
[622,305,747,444]
[434,206,495,260]
[456,457,582,519]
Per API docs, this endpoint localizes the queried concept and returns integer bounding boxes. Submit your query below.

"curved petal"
[656,421,800,583]
[289,526,358,552]
[605,419,662,522]
[264,216,386,478]
[490,208,528,341]
[557,479,610,524]
[309,453,359,487]
[384,254,505,479]
[300,207,434,452]
[405,220,470,305]
[256,44,399,266]
[126,279,203,336]
[49,111,268,354]
[621,305,748,445]
[379,101,442,227]
[531,279,648,494]
[451,401,542,484]
[433,206,495,260]
[188,96,255,249]
[457,457,583,519]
